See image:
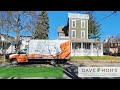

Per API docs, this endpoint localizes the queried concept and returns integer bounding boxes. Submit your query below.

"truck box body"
[8,40,71,63]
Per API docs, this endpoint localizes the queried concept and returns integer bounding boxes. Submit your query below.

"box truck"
[8,40,71,65]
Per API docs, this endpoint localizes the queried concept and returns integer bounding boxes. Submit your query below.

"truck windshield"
[19,49,27,54]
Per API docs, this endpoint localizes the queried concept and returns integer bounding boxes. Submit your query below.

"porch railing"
[71,49,103,56]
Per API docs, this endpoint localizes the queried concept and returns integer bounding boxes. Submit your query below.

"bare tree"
[27,11,38,39]
[0,12,13,61]
[0,11,39,62]
[0,11,38,53]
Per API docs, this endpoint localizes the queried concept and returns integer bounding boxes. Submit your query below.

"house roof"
[59,38,102,43]
[58,26,64,33]
[0,34,15,41]
[20,36,32,37]
[104,37,120,43]
[68,13,89,19]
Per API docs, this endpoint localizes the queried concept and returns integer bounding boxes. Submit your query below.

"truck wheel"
[10,59,18,65]
[50,60,56,66]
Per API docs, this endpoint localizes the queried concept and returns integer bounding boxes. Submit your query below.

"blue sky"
[48,11,120,41]
[48,11,68,40]
[3,11,120,41]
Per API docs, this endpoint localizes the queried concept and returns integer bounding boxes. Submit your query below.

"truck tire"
[10,59,18,65]
[50,60,56,66]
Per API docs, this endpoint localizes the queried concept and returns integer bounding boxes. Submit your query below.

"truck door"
[17,49,28,62]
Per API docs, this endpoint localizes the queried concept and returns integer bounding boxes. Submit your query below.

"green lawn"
[71,55,120,60]
[0,66,63,77]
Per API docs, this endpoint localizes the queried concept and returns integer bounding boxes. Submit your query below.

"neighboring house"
[58,13,103,56]
[0,34,32,54]
[103,36,120,55]
[0,34,15,54]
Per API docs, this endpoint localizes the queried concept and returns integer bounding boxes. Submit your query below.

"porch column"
[71,42,73,52]
[101,43,103,56]
[81,43,83,56]
[91,42,93,56]
[71,42,73,53]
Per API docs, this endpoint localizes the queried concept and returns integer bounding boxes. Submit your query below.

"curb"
[70,60,120,63]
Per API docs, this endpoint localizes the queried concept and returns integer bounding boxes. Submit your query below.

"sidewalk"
[70,59,120,63]
[69,60,120,67]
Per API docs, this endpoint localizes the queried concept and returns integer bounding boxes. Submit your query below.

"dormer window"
[81,20,85,28]
[59,32,65,38]
[72,20,76,28]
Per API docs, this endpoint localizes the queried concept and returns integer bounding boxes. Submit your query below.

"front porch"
[71,42,103,56]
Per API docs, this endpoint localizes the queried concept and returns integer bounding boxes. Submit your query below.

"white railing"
[71,49,103,56]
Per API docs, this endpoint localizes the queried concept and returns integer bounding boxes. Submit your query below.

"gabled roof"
[58,26,64,33]
[104,37,120,43]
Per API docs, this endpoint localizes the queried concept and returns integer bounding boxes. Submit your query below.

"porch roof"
[59,38,102,43]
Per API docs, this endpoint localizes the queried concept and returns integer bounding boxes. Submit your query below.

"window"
[81,20,85,28]
[19,49,27,54]
[59,33,62,37]
[72,20,76,28]
[59,32,64,38]
[72,30,76,38]
[83,43,91,49]
[81,31,85,38]
[72,43,81,49]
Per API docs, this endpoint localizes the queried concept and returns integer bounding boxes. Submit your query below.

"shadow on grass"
[64,66,119,79]
[64,65,79,79]
[63,63,86,79]
[86,56,93,61]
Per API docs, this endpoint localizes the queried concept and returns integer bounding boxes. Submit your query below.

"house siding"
[58,13,103,56]
[69,18,88,39]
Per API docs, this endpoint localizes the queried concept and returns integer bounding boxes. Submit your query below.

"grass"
[71,55,120,60]
[0,66,63,77]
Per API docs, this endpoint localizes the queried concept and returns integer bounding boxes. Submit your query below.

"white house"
[58,13,103,56]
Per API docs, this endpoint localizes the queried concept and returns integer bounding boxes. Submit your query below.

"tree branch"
[100,11,117,21]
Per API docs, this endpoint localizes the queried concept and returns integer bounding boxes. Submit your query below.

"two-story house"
[58,13,103,56]
[103,36,120,55]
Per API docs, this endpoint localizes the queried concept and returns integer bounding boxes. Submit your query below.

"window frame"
[72,20,76,28]
[81,30,85,38]
[81,20,85,28]
[71,30,76,38]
